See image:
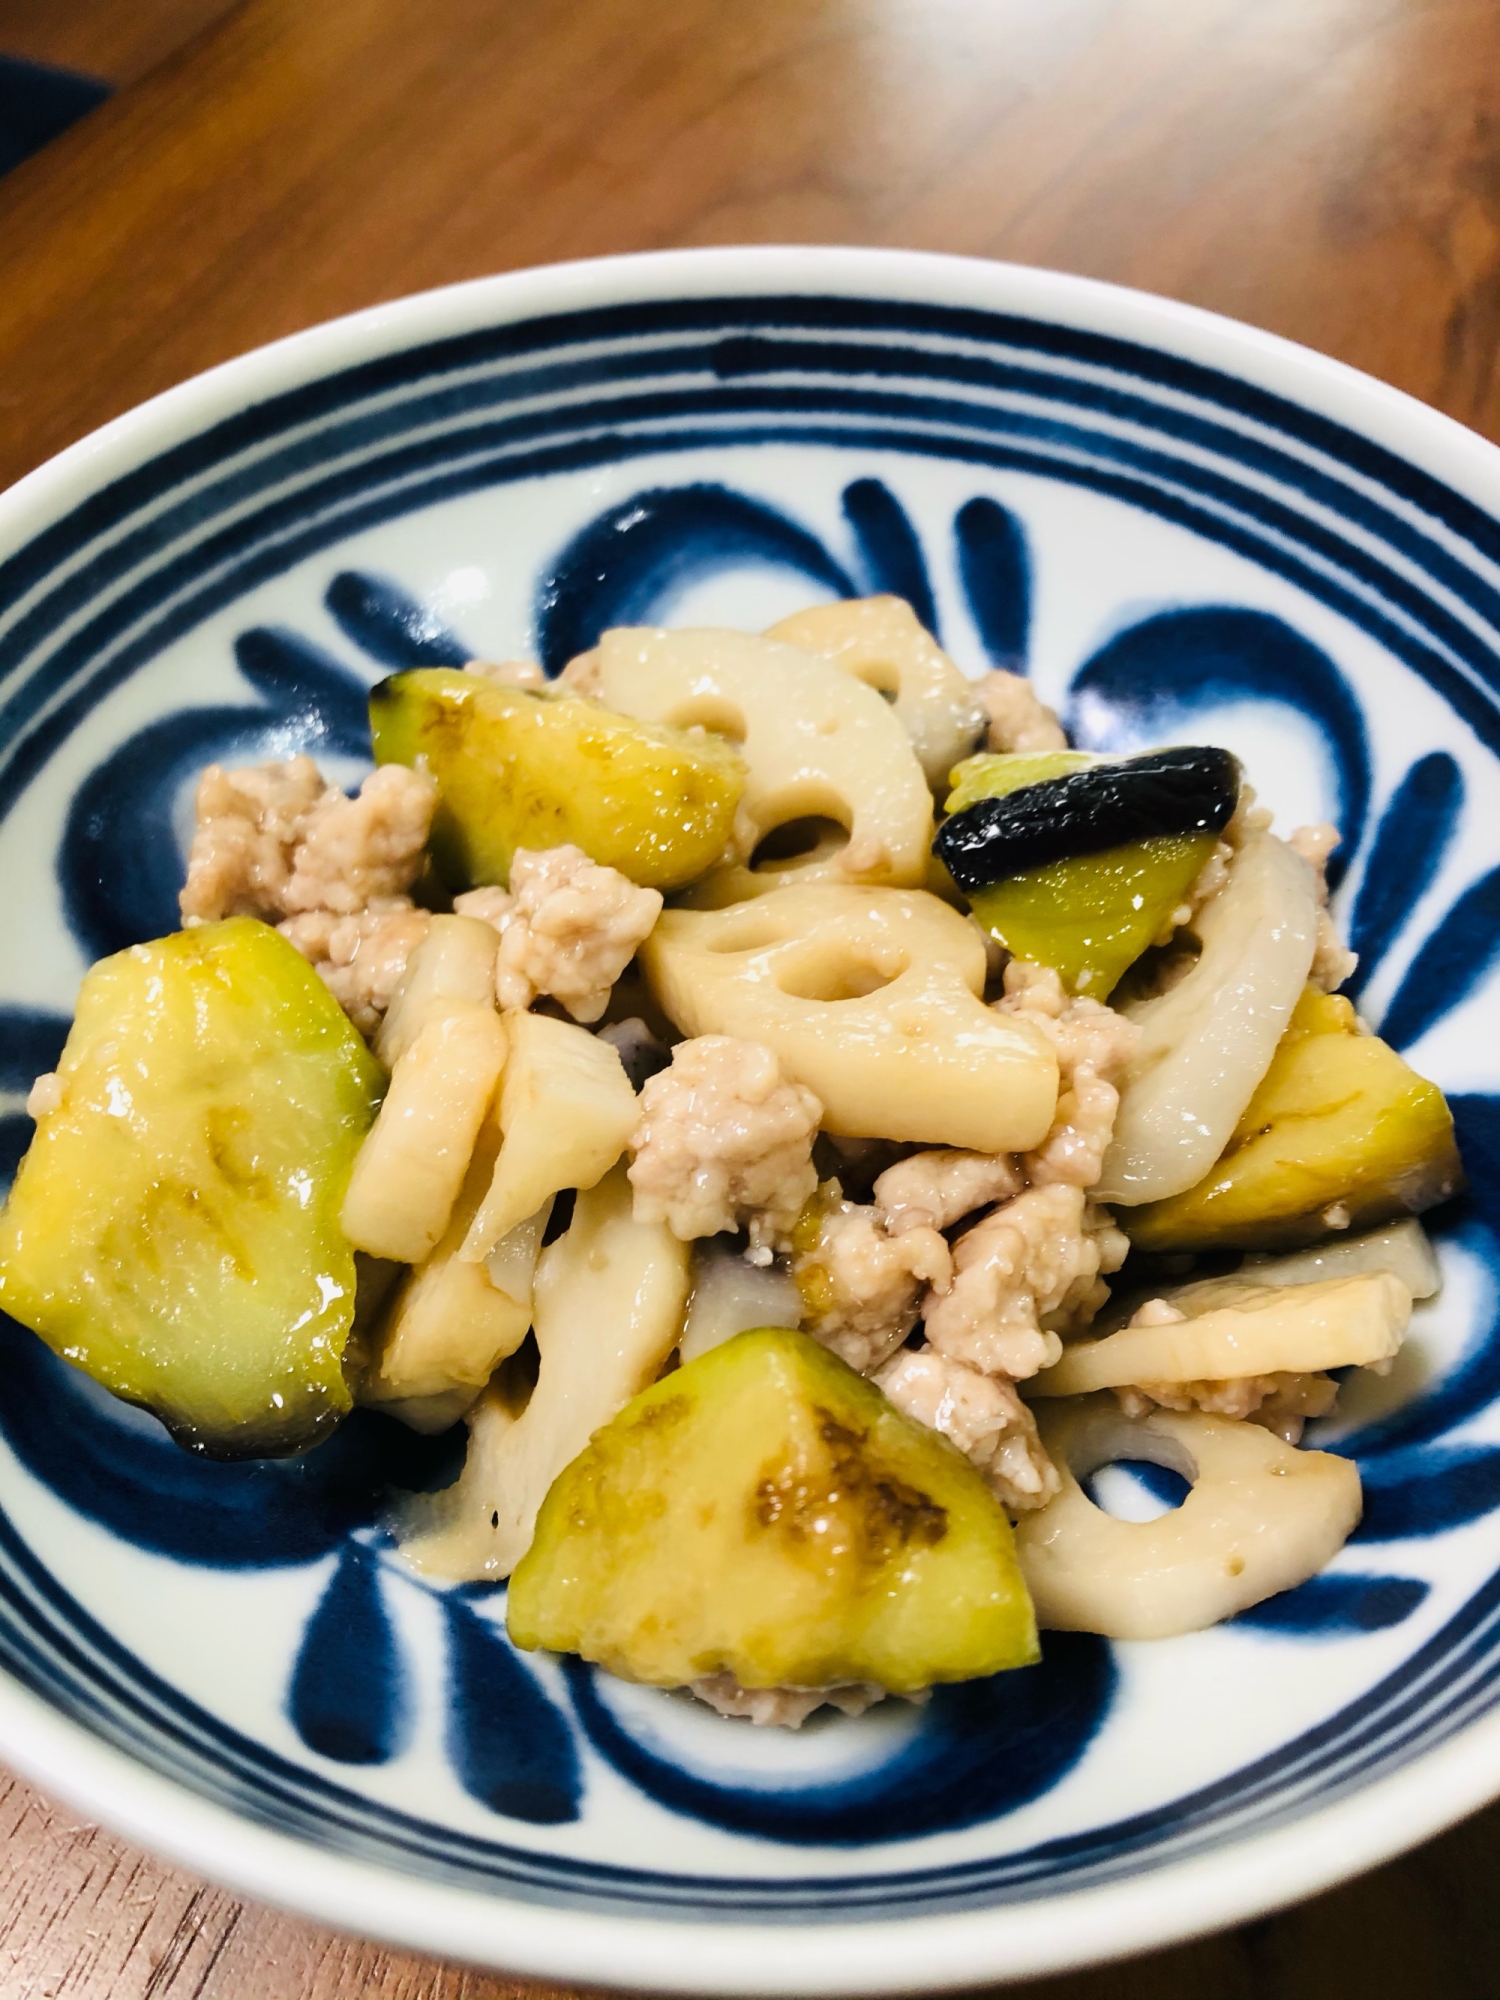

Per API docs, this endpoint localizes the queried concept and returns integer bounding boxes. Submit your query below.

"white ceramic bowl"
[2,247,1499,1994]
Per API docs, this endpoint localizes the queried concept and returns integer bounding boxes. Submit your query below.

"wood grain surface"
[0,0,239,89]
[2,0,1500,1994]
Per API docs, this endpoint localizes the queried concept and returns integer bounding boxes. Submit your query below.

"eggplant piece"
[936,745,1241,892]
[370,667,745,893]
[1124,987,1464,1251]
[0,919,384,1457]
[944,748,1094,815]
[968,834,1216,999]
[507,1326,1038,1692]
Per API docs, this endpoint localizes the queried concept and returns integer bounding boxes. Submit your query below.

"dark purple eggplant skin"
[936,745,1242,893]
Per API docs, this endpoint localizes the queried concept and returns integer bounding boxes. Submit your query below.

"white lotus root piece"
[399,1165,691,1580]
[1163,782,1273,935]
[360,1122,531,1413]
[975,670,1068,753]
[766,596,987,790]
[1098,833,1319,1205]
[641,884,1058,1153]
[875,1345,1060,1514]
[460,1009,638,1263]
[594,624,932,904]
[627,1036,821,1251]
[1030,1271,1412,1398]
[340,1006,509,1265]
[793,1189,951,1375]
[1289,821,1360,993]
[1014,1396,1363,1638]
[1237,1219,1441,1299]
[678,1242,803,1365]
[455,844,662,1024]
[922,1184,1127,1380]
[375,915,499,1068]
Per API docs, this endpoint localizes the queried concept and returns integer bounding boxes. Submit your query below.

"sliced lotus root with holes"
[1013,1395,1361,1638]
[595,625,933,907]
[767,596,987,791]
[639,883,1058,1152]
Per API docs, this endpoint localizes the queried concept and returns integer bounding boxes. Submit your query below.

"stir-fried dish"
[0,595,1464,1726]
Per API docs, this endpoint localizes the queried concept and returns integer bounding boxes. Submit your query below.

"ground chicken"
[793,1189,952,1374]
[455,844,662,1024]
[995,959,1140,1081]
[281,765,437,916]
[26,1073,63,1120]
[1155,782,1275,939]
[995,959,1141,1189]
[179,756,328,922]
[628,1036,822,1252]
[1289,822,1359,992]
[278,906,433,1038]
[921,1184,1127,1379]
[876,1345,1061,1515]
[688,1674,888,1728]
[181,756,438,1035]
[181,758,435,925]
[1127,1297,1189,1328]
[873,1148,1024,1235]
[556,649,603,697]
[976,670,1068,753]
[466,658,547,688]
[1115,1371,1339,1445]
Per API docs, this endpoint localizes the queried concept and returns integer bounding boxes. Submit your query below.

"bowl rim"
[4,241,1500,1993]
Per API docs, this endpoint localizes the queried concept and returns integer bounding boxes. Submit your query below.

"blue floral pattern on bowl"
[2,267,1499,1974]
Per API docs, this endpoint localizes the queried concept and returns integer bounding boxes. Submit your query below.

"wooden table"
[3,0,1500,1992]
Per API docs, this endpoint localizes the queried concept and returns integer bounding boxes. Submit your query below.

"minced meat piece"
[1158,782,1273,937]
[995,959,1141,1190]
[26,1073,63,1120]
[556,649,603,697]
[179,756,328,922]
[793,1189,951,1375]
[628,1036,822,1252]
[182,755,438,1037]
[450,884,511,929]
[921,1184,1127,1380]
[872,1148,1024,1235]
[1289,822,1359,993]
[279,906,433,1038]
[455,844,662,1024]
[876,1345,1060,1514]
[281,764,437,916]
[1115,1371,1339,1445]
[688,1673,888,1728]
[181,758,435,926]
[975,670,1067,753]
[466,658,547,688]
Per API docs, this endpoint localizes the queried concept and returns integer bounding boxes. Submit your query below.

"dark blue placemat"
[0,53,110,177]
